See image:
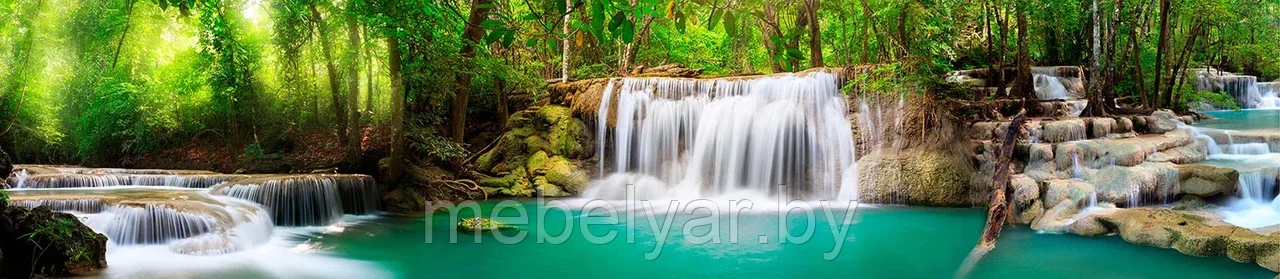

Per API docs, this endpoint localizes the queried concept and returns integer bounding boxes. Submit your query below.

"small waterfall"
[588,71,858,201]
[1087,191,1098,208]
[211,175,379,226]
[1072,154,1083,180]
[11,198,106,213]
[12,174,246,189]
[1258,82,1280,108]
[595,78,616,177]
[1034,74,1072,100]
[91,204,221,245]
[1238,169,1280,203]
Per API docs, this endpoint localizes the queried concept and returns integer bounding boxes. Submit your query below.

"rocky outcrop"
[474,106,593,197]
[858,149,975,206]
[0,205,109,278]
[1085,208,1280,272]
[1176,165,1239,198]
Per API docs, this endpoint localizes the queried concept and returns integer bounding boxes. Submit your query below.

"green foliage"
[407,124,469,162]
[1180,89,1239,111]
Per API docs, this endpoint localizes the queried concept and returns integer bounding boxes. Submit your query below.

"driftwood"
[955,110,1026,279]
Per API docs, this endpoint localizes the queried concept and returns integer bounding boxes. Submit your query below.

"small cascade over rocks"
[1194,68,1278,109]
[586,71,858,201]
[210,174,379,226]
[7,188,275,255]
[10,173,247,189]
[4,165,382,258]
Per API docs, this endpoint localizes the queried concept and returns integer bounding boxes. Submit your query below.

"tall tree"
[387,35,405,181]
[344,8,362,168]
[805,0,822,67]
[310,3,347,138]
[1153,0,1172,109]
[448,0,494,143]
[1014,0,1035,114]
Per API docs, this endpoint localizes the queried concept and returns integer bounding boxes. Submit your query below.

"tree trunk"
[344,11,362,169]
[1014,0,1035,114]
[111,0,136,69]
[760,4,784,72]
[561,0,571,82]
[387,36,405,182]
[1130,17,1147,108]
[1153,0,1171,109]
[805,0,823,68]
[450,0,494,143]
[956,110,1026,279]
[311,4,347,139]
[1082,0,1105,116]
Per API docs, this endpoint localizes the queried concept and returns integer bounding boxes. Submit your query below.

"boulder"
[1031,199,1081,233]
[382,186,426,214]
[1084,208,1280,272]
[1147,111,1181,133]
[1176,165,1239,198]
[1010,175,1042,224]
[1089,117,1116,139]
[0,206,108,278]
[858,149,975,206]
[1042,179,1096,208]
[1042,119,1087,143]
[1113,117,1134,134]
[472,105,594,198]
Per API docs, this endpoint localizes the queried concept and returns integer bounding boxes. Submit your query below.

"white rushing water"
[1034,74,1072,100]
[4,167,388,278]
[585,71,859,201]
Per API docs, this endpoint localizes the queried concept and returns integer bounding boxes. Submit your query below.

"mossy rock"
[457,217,518,233]
[382,187,426,214]
[0,206,108,278]
[541,156,589,194]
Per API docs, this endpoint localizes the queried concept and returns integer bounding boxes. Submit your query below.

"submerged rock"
[0,205,108,278]
[457,217,518,233]
[1059,207,1280,272]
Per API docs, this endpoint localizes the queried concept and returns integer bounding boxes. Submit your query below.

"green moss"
[525,135,551,153]
[457,217,517,233]
[543,156,589,194]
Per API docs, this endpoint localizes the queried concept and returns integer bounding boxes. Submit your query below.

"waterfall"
[1238,169,1279,203]
[12,173,246,189]
[1072,153,1083,180]
[1259,82,1280,109]
[11,198,105,213]
[211,175,379,226]
[91,204,222,245]
[586,71,858,201]
[1034,74,1071,100]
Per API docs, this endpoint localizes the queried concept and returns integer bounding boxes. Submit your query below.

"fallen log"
[955,109,1026,279]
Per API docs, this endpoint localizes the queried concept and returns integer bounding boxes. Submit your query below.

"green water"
[1198,109,1280,131]
[304,201,1273,278]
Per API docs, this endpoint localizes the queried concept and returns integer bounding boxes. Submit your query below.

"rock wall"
[854,96,979,206]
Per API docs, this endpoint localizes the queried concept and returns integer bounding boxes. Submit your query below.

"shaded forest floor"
[118,126,392,174]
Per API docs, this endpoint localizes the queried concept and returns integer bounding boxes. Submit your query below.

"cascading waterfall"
[11,173,247,189]
[1258,82,1280,108]
[1034,74,1071,100]
[1238,169,1280,203]
[11,198,105,213]
[6,165,382,260]
[585,71,859,201]
[211,175,379,226]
